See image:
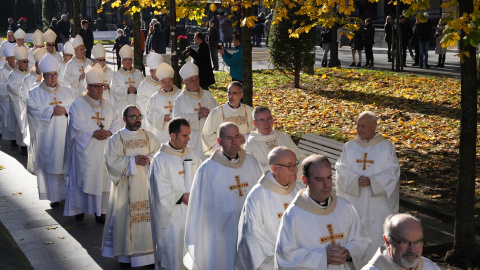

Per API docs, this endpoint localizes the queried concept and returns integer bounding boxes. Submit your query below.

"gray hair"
[383,213,422,241]
[357,111,377,125]
[228,81,244,93]
[252,106,271,121]
[268,146,291,165]
[218,122,238,139]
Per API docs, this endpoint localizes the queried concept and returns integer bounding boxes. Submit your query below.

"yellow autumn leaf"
[209,3,216,12]
[321,74,327,79]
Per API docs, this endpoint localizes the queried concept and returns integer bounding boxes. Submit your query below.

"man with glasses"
[91,43,113,100]
[58,41,74,87]
[275,154,370,269]
[4,46,30,151]
[335,111,400,264]
[14,29,35,69]
[244,105,306,176]
[173,62,218,160]
[0,43,16,142]
[362,213,440,270]
[236,146,304,269]
[102,104,160,267]
[110,45,145,115]
[146,62,181,143]
[202,81,254,156]
[64,35,94,97]
[64,63,122,223]
[184,122,262,270]
[44,29,63,63]
[27,54,76,207]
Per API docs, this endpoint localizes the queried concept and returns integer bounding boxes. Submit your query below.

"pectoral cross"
[320,224,344,244]
[356,153,374,170]
[49,97,62,106]
[277,203,289,219]
[79,66,85,73]
[164,101,174,113]
[229,175,249,197]
[91,112,105,125]
[125,78,135,87]
[194,103,202,112]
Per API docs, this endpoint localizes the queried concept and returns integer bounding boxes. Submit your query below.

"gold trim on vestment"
[159,143,188,158]
[118,67,137,75]
[39,81,60,94]
[292,189,337,215]
[72,56,88,64]
[182,87,204,100]
[353,134,387,147]
[145,75,162,86]
[14,66,29,76]
[211,148,247,169]
[157,85,179,96]
[259,173,296,195]
[82,95,105,109]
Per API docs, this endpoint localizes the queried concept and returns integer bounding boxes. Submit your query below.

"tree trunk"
[133,6,142,72]
[445,0,478,267]
[241,8,253,107]
[72,0,81,37]
[294,66,300,88]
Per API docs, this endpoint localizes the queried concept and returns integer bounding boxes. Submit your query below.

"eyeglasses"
[19,60,29,63]
[97,59,106,62]
[44,73,58,78]
[256,117,273,124]
[274,161,300,170]
[47,44,55,47]
[389,236,424,249]
[88,84,104,90]
[127,115,143,121]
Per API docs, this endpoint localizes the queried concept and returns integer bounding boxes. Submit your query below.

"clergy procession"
[0,28,443,270]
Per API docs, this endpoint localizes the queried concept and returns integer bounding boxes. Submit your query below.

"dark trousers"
[364,44,373,63]
[209,46,219,70]
[387,42,392,60]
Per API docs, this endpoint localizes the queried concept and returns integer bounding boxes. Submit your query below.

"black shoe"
[435,63,441,67]
[369,63,374,67]
[95,214,106,224]
[349,62,356,67]
[10,140,18,146]
[419,65,424,68]
[21,146,27,156]
[356,62,362,67]
[363,62,370,66]
[50,202,59,208]
[425,64,430,69]
[412,63,419,66]
[75,213,84,221]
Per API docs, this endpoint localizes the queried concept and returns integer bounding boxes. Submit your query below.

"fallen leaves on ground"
[211,68,480,217]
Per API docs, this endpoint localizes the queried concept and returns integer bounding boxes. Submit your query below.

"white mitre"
[3,42,15,57]
[64,40,74,54]
[33,48,48,63]
[146,52,163,70]
[91,43,106,58]
[85,63,104,84]
[39,54,60,73]
[14,46,28,60]
[119,45,134,59]
[71,34,84,49]
[156,62,174,81]
[179,62,198,80]
[32,29,44,45]
[43,29,57,43]
[14,29,26,40]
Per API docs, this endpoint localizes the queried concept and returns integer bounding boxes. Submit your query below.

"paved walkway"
[0,43,468,269]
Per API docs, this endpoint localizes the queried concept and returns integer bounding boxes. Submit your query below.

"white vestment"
[64,56,94,97]
[172,88,219,161]
[275,190,370,270]
[136,75,161,128]
[244,130,307,177]
[6,67,29,144]
[102,66,114,101]
[15,44,34,69]
[202,103,254,156]
[27,82,76,202]
[63,95,122,216]
[362,247,440,270]
[48,50,63,63]
[110,67,145,114]
[150,143,200,270]
[184,149,262,270]
[0,63,14,136]
[102,128,160,267]
[58,61,68,87]
[19,71,42,148]
[335,135,400,263]
[236,172,304,270]
[146,86,181,144]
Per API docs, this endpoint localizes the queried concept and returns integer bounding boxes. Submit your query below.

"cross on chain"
[91,112,105,126]
[79,66,85,73]
[194,103,202,112]
[125,78,135,87]
[164,101,174,113]
[277,203,290,219]
[229,175,249,197]
[49,97,62,106]
[320,224,344,244]
[356,153,374,170]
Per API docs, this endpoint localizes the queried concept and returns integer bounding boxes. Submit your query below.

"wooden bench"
[298,133,345,181]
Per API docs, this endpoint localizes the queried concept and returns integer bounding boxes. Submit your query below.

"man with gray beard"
[362,213,440,270]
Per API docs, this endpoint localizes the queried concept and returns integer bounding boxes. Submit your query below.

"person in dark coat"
[185,32,215,90]
[58,14,71,43]
[49,18,61,50]
[147,23,166,54]
[7,18,18,32]
[79,20,94,59]
[206,19,220,71]
[399,15,413,66]
[411,19,420,66]
[363,18,375,67]
[417,12,431,68]
[384,16,393,62]
[349,22,364,67]
[253,21,264,47]
[113,29,130,69]
[320,27,332,67]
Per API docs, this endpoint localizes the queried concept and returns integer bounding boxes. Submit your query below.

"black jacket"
[350,28,364,50]
[188,42,215,88]
[206,26,220,47]
[321,28,332,43]
[384,22,392,43]
[149,28,166,54]
[417,21,431,41]
[79,28,94,49]
[363,24,375,46]
[400,22,413,45]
